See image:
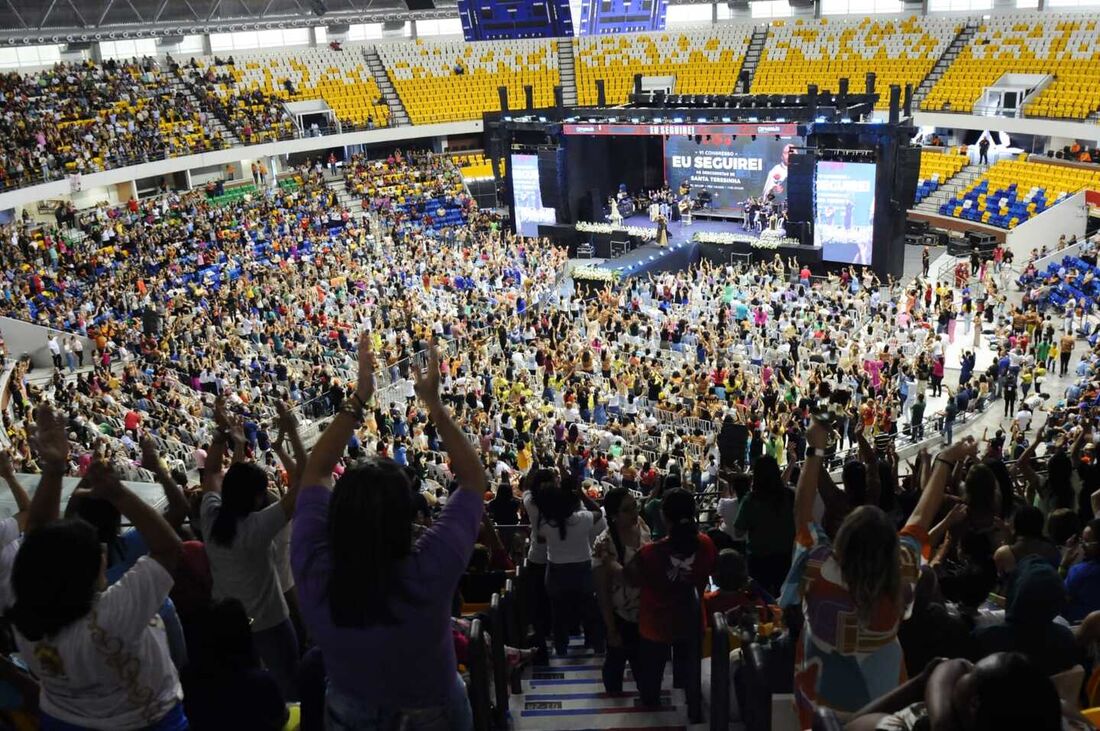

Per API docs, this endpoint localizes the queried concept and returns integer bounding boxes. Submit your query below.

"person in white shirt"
[6,406,186,730]
[1015,405,1033,433]
[47,334,62,369]
[531,469,606,656]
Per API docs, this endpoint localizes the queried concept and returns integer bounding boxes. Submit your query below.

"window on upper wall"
[348,23,384,40]
[174,35,205,56]
[314,26,328,44]
[752,0,793,18]
[417,18,464,36]
[99,38,157,60]
[0,46,61,69]
[667,2,713,24]
[821,0,903,14]
[928,0,992,11]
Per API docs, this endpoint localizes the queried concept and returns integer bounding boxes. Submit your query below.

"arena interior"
[2,0,1100,729]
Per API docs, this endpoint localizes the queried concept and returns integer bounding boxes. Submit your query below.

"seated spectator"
[972,555,1082,676]
[181,599,288,731]
[458,543,506,604]
[703,548,773,626]
[1061,517,1100,622]
[993,505,1060,576]
[845,653,1064,731]
[291,340,487,727]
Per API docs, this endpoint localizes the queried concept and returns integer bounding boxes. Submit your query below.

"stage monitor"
[510,153,557,237]
[577,0,666,35]
[664,133,799,214]
[814,160,877,266]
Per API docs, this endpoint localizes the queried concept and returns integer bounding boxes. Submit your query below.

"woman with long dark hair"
[732,455,794,595]
[292,336,487,730]
[629,488,716,709]
[7,406,186,730]
[593,488,650,694]
[779,420,966,727]
[533,460,605,656]
[200,400,302,701]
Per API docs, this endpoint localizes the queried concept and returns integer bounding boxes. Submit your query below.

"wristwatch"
[805,446,827,458]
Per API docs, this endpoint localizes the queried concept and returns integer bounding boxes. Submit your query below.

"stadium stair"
[364,46,411,126]
[508,637,690,730]
[913,162,985,214]
[171,77,240,146]
[737,25,768,93]
[558,40,578,106]
[912,18,979,110]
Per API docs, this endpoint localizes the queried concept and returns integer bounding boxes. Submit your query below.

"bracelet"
[338,400,365,424]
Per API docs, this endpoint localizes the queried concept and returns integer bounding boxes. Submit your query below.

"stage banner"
[511,153,557,237]
[664,134,796,213]
[814,161,877,266]
[562,123,799,138]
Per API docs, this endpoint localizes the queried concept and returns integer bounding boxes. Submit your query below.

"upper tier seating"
[187,46,390,131]
[573,25,753,105]
[753,16,959,109]
[938,158,1100,229]
[922,14,1100,119]
[915,148,968,203]
[0,59,224,191]
[376,38,559,125]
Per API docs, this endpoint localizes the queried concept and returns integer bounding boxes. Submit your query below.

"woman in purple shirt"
[292,334,486,730]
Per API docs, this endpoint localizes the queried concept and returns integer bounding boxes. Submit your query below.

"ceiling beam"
[122,0,146,23]
[64,0,88,25]
[206,0,224,21]
[96,0,116,26]
[3,0,27,28]
[37,0,59,29]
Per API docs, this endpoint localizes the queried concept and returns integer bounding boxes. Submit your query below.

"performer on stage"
[609,196,623,227]
[656,213,669,248]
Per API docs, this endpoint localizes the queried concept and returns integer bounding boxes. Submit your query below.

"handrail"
[687,587,704,724]
[710,611,731,731]
[467,618,492,731]
[489,593,509,729]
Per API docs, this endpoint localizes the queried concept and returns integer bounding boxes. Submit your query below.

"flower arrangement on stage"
[692,230,801,249]
[571,266,620,283]
[576,221,657,240]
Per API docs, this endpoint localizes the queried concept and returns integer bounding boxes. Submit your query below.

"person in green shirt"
[733,455,795,596]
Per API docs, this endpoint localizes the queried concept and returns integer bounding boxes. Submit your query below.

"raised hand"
[140,435,165,474]
[356,330,376,402]
[84,460,126,504]
[0,449,14,479]
[413,343,442,407]
[30,405,69,471]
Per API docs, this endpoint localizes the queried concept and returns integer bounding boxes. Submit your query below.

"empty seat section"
[754,16,959,109]
[923,14,1100,119]
[377,38,559,125]
[915,149,968,202]
[573,25,753,105]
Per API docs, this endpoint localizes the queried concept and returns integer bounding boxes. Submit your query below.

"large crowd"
[0,146,1097,730]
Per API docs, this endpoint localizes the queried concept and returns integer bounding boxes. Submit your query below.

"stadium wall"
[1005,191,1088,259]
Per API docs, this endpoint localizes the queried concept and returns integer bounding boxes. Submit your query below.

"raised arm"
[0,449,31,531]
[271,402,305,519]
[301,331,376,489]
[87,463,182,572]
[906,437,977,532]
[795,419,829,530]
[202,398,231,494]
[140,436,190,531]
[414,345,487,497]
[26,405,69,534]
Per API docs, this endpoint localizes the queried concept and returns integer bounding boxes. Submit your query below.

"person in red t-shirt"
[629,489,717,709]
[703,548,773,627]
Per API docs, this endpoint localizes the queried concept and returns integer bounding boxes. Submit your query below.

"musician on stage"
[656,213,669,248]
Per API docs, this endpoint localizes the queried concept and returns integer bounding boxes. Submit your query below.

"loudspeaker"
[865,72,876,97]
[498,86,509,113]
[404,0,435,8]
[903,83,913,118]
[895,145,921,208]
[888,85,901,125]
[524,85,533,110]
[537,148,565,209]
[787,152,814,225]
[967,231,997,249]
[595,79,606,107]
